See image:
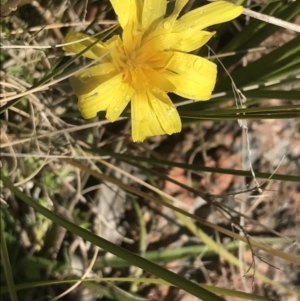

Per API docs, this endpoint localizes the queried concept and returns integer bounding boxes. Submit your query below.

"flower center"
[109,30,158,89]
[116,49,150,88]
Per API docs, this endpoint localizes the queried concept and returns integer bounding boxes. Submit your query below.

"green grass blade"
[215,37,300,92]
[83,282,148,301]
[88,149,300,183]
[0,277,281,301]
[1,172,227,301]
[0,24,118,114]
[220,0,300,65]
[0,213,19,301]
[94,237,288,269]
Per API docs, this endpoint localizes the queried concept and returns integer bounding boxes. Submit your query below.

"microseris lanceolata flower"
[63,0,243,142]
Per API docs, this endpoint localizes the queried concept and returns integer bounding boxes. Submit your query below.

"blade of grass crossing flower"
[63,32,115,60]
[36,24,119,86]
[0,25,118,115]
[83,6,113,33]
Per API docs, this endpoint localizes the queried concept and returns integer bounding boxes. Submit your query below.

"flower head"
[63,0,243,142]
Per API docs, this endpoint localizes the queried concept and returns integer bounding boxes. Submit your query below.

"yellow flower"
[63,0,243,142]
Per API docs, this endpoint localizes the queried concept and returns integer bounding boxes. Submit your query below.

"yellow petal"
[106,84,132,122]
[76,73,124,119]
[174,0,189,15]
[136,0,143,24]
[109,0,138,28]
[141,32,181,52]
[143,67,176,92]
[141,0,189,51]
[63,32,116,60]
[131,88,181,142]
[131,89,164,142]
[173,1,243,32]
[146,51,173,70]
[167,0,189,23]
[122,22,142,54]
[143,0,188,40]
[163,52,217,100]
[174,30,215,52]
[155,0,188,32]
[149,89,181,135]
[70,63,118,95]
[142,0,166,29]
